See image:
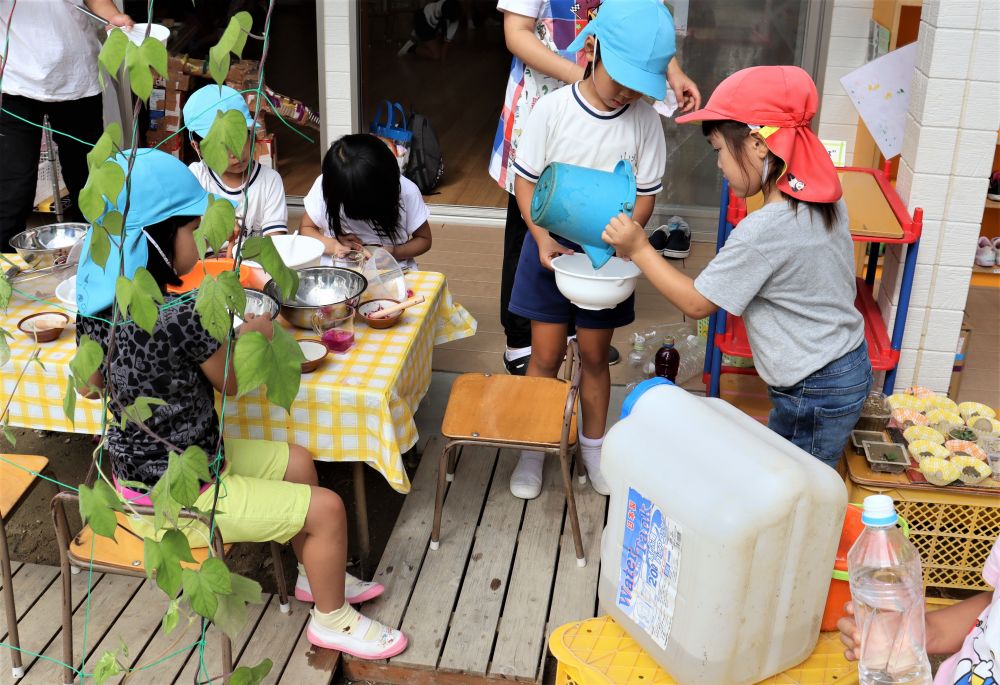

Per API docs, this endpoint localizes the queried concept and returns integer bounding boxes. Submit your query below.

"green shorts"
[124,438,312,547]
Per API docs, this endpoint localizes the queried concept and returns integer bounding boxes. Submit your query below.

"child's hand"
[602,214,652,259]
[837,602,861,661]
[536,234,573,271]
[237,313,274,341]
[323,237,355,258]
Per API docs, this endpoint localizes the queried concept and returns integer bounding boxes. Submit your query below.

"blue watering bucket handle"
[392,102,408,131]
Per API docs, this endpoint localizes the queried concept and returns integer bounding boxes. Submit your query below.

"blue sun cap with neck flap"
[75,148,227,316]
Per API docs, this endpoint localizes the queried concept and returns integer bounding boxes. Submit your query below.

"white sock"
[510,450,544,499]
[579,433,610,495]
[504,346,531,361]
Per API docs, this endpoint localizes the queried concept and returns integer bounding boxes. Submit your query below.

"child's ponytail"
[321,134,404,244]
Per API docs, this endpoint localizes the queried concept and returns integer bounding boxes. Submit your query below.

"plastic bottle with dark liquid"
[654,336,680,382]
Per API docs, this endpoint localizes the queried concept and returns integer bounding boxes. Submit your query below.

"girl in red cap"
[603,65,872,469]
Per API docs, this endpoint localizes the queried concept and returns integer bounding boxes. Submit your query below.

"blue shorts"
[508,231,635,330]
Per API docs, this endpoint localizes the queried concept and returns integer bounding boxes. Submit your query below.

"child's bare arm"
[503,12,584,84]
[299,212,353,257]
[925,591,993,655]
[388,222,433,261]
[632,195,656,227]
[602,214,717,319]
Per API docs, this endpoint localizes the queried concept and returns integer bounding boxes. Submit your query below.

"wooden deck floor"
[344,435,609,685]
[0,561,339,684]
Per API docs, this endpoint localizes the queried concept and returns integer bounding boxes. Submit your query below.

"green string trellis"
[0,2,309,681]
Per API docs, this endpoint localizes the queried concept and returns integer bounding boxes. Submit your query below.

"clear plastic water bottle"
[847,495,932,685]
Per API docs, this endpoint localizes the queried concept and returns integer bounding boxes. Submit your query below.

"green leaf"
[200,109,250,176]
[229,659,273,685]
[79,160,125,224]
[79,481,124,540]
[2,420,16,447]
[0,328,11,367]
[93,650,123,685]
[181,558,231,620]
[208,43,231,86]
[116,269,163,334]
[115,276,133,314]
[213,592,249,641]
[162,598,180,635]
[233,332,269,397]
[230,573,263,605]
[231,12,253,57]
[134,268,165,304]
[63,375,78,424]
[193,195,237,258]
[140,36,168,80]
[144,529,194,596]
[200,557,232,594]
[233,325,304,412]
[98,29,128,80]
[165,446,211,507]
[241,237,299,302]
[0,271,10,310]
[71,335,105,392]
[194,270,246,343]
[102,210,124,237]
[120,396,167,430]
[87,123,123,170]
[125,42,153,101]
[90,226,111,269]
[150,476,182,530]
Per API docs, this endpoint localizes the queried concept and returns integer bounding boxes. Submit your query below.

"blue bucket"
[529,160,636,269]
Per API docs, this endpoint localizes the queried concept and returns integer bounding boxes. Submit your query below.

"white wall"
[316,0,358,152]
[878,0,1000,392]
[816,0,873,165]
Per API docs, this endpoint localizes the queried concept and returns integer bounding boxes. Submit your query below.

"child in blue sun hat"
[506,0,672,500]
[74,148,407,660]
[182,84,288,254]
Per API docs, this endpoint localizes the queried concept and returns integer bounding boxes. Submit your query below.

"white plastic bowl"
[55,276,77,311]
[551,254,641,311]
[244,234,325,288]
[118,23,171,46]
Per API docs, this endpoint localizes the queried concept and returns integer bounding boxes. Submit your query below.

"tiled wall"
[316,0,357,151]
[878,0,1000,391]
[817,0,873,165]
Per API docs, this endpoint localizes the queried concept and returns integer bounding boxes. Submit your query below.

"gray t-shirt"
[694,199,864,388]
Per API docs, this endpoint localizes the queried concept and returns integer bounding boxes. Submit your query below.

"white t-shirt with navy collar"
[188,161,288,240]
[512,82,667,196]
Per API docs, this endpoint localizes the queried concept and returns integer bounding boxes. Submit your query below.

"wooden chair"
[431,340,589,566]
[1,453,48,679]
[51,476,289,685]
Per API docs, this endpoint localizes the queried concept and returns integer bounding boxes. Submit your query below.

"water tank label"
[616,486,682,651]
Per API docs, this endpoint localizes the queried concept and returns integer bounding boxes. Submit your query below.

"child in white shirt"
[300,134,432,271]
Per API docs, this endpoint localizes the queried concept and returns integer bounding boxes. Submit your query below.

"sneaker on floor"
[295,572,385,604]
[307,609,408,659]
[608,345,620,366]
[661,216,691,259]
[503,352,530,375]
[993,237,1000,265]
[975,236,996,267]
[510,451,543,499]
[988,171,1000,202]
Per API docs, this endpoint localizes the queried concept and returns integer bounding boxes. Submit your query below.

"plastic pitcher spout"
[530,160,637,270]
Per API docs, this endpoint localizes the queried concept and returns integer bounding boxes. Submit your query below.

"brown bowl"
[298,338,329,374]
[17,311,70,343]
[358,298,402,330]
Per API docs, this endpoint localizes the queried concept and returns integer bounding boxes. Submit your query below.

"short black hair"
[442,0,460,21]
[143,215,198,289]
[321,134,403,244]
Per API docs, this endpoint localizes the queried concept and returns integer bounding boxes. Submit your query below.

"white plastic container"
[599,380,847,685]
[244,234,325,288]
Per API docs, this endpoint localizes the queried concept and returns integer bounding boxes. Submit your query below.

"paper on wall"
[840,42,918,160]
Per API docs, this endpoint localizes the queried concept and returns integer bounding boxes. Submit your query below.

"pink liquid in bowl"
[321,329,355,354]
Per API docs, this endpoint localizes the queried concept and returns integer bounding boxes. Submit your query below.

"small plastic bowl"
[950,456,991,485]
[169,258,253,293]
[907,440,950,463]
[948,426,979,443]
[357,299,402,330]
[958,402,996,421]
[919,457,959,487]
[298,339,329,374]
[903,425,945,445]
[924,395,960,415]
[887,393,928,412]
[904,385,937,398]
[17,311,70,342]
[891,408,928,428]
[945,440,987,461]
[968,416,1000,434]
[925,409,963,427]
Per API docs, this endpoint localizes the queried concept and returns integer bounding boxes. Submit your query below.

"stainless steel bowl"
[243,283,281,320]
[10,223,88,270]
[275,266,367,329]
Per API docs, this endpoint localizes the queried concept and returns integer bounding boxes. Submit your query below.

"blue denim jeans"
[767,342,873,468]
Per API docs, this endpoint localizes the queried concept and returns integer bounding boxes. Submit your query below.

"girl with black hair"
[299,134,432,270]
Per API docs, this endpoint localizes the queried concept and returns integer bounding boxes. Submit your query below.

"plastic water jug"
[599,379,847,685]
[530,160,636,269]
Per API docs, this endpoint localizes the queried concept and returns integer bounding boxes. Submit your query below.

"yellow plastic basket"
[549,616,856,685]
[846,481,1000,592]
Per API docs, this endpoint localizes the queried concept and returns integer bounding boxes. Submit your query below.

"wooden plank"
[115,588,205,684]
[0,560,24,590]
[0,566,97,677]
[0,454,48,517]
[546,477,608,642]
[392,446,498,669]
[172,592,268,684]
[360,434,449,630]
[274,617,340,685]
[490,458,566,680]
[0,563,59,639]
[236,597,309,685]
[437,450,522,675]
[21,574,143,684]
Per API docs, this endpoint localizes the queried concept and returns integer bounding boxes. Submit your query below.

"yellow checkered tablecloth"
[1,269,476,493]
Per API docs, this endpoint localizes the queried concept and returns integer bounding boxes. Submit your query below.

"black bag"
[404,111,444,194]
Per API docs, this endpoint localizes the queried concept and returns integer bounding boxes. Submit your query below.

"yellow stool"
[549,616,857,684]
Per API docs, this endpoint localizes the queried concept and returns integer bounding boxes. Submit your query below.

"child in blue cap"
[182,85,288,254]
[74,149,407,660]
[507,0,671,499]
